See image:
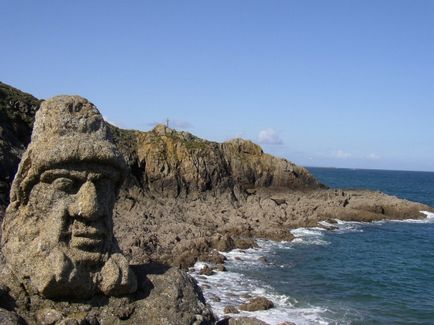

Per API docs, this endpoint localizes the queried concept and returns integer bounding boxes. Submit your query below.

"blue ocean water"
[308,167,434,207]
[192,168,434,325]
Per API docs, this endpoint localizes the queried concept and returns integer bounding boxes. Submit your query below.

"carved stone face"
[1,96,137,299]
[30,163,120,265]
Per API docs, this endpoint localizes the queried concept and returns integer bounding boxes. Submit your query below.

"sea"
[190,167,434,325]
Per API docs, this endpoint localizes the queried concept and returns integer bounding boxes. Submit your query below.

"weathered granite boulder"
[238,297,274,312]
[1,96,137,299]
[217,317,269,325]
[223,306,239,314]
[0,308,23,325]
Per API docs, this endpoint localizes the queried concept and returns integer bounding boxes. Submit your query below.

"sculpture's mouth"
[71,231,104,250]
[69,221,106,252]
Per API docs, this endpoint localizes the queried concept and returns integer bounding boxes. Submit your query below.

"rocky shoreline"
[189,211,434,325]
[0,83,433,325]
[114,185,432,269]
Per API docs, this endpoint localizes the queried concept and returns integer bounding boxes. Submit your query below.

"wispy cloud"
[258,128,284,145]
[147,119,193,130]
[367,153,380,160]
[334,149,352,159]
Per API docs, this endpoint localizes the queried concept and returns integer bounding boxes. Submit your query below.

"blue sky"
[2,1,433,171]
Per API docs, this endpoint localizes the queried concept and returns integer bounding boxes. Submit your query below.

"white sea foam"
[190,242,333,325]
[417,211,434,223]
[333,210,434,227]
[290,227,331,246]
[190,211,434,324]
[334,211,434,226]
[382,210,434,224]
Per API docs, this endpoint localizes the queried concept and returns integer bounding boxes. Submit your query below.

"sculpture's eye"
[51,177,77,193]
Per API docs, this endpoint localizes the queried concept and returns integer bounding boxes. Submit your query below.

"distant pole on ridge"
[166,118,169,128]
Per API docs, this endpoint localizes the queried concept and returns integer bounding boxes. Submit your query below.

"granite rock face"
[110,124,322,199]
[1,96,136,299]
[0,82,41,229]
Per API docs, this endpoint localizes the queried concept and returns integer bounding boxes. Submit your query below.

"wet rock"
[210,295,221,302]
[224,306,240,314]
[258,256,268,264]
[239,297,274,312]
[202,250,226,264]
[174,250,200,269]
[234,238,257,249]
[218,317,270,325]
[216,264,227,272]
[199,265,215,276]
[211,234,235,252]
[318,222,338,231]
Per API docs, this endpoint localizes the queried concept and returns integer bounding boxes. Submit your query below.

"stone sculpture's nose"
[74,181,102,220]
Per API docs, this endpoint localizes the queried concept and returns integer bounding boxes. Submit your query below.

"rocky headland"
[0,82,432,325]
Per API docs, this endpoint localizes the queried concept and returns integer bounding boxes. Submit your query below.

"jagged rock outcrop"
[110,124,321,199]
[221,138,318,190]
[0,82,41,226]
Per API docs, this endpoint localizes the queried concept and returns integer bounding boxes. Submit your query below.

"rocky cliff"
[110,123,321,199]
[0,82,41,224]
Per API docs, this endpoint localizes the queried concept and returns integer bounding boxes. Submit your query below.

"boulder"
[258,256,268,264]
[223,306,239,314]
[239,297,274,312]
[217,317,270,325]
[200,265,215,276]
[0,308,22,325]
[234,238,257,250]
[36,308,62,325]
[1,96,136,300]
[201,249,226,264]
[114,267,214,324]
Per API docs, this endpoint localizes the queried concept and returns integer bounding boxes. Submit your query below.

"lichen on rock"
[1,95,136,300]
[0,95,214,324]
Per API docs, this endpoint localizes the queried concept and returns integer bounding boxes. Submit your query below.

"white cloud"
[258,128,283,145]
[335,149,352,159]
[367,153,380,160]
[147,119,193,130]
